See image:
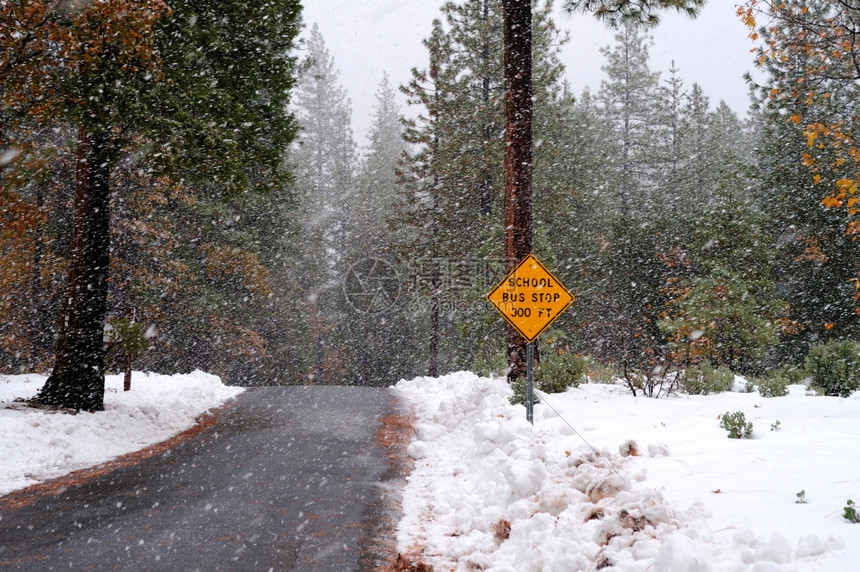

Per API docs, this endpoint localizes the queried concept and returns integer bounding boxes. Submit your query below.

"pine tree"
[689,102,765,276]
[291,24,358,265]
[654,77,783,373]
[351,74,406,253]
[654,62,686,217]
[395,0,571,375]
[675,82,710,216]
[573,20,780,379]
[534,86,614,346]
[32,0,302,410]
[396,17,453,376]
[744,0,860,360]
[571,22,670,385]
[288,24,359,383]
[334,74,426,386]
[562,0,705,25]
[597,21,663,216]
[36,2,173,411]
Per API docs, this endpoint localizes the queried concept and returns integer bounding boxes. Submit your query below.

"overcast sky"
[299,1,758,146]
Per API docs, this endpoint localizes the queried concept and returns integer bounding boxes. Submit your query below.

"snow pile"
[396,372,858,571]
[0,371,243,495]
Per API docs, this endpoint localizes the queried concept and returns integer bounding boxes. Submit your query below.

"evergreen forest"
[3,0,860,399]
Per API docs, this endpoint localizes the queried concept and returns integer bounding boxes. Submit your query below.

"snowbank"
[395,372,858,571]
[0,371,243,495]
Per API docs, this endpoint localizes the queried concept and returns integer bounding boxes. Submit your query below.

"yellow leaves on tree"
[792,235,829,264]
[0,189,63,366]
[743,1,860,320]
[810,124,860,231]
[70,0,171,78]
[741,1,860,103]
[1,2,69,130]
[742,1,860,238]
[204,246,272,298]
[737,3,758,37]
[1,1,170,154]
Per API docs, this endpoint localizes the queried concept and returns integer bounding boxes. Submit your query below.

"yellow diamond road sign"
[486,254,574,343]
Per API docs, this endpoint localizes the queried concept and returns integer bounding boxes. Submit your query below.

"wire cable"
[533,387,633,490]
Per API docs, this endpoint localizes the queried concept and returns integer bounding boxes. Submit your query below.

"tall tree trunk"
[503,0,533,383]
[30,186,45,357]
[620,38,632,216]
[39,125,111,411]
[428,175,441,377]
[429,82,442,377]
[428,277,440,377]
[479,0,493,217]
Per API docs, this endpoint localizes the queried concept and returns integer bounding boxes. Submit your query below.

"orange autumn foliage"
[743,0,860,315]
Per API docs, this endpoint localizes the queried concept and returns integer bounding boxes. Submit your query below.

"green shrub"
[105,317,147,357]
[683,362,734,395]
[508,352,585,406]
[844,500,859,523]
[754,364,802,398]
[509,377,531,406]
[804,339,860,397]
[757,373,789,398]
[473,351,508,379]
[770,363,805,385]
[536,353,586,394]
[721,410,753,439]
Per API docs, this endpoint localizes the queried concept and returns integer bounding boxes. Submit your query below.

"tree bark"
[429,278,439,377]
[479,0,494,217]
[428,183,440,377]
[39,125,111,411]
[124,353,132,392]
[503,0,534,382]
[428,76,441,377]
[30,186,45,356]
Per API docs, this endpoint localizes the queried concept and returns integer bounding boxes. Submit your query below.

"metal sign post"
[526,342,535,424]
[486,254,574,424]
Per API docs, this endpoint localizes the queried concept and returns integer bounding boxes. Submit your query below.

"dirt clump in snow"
[586,474,631,503]
[619,439,641,456]
[491,518,512,540]
[385,552,433,571]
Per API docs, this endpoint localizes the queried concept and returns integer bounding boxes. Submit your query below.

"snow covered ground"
[2,369,857,570]
[395,373,860,571]
[0,371,243,496]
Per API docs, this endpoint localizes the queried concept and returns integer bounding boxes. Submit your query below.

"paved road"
[0,386,409,571]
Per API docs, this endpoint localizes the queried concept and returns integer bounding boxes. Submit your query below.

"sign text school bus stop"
[486,254,574,423]
[486,254,574,343]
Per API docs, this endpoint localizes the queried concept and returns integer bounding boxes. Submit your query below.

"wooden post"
[124,354,132,392]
